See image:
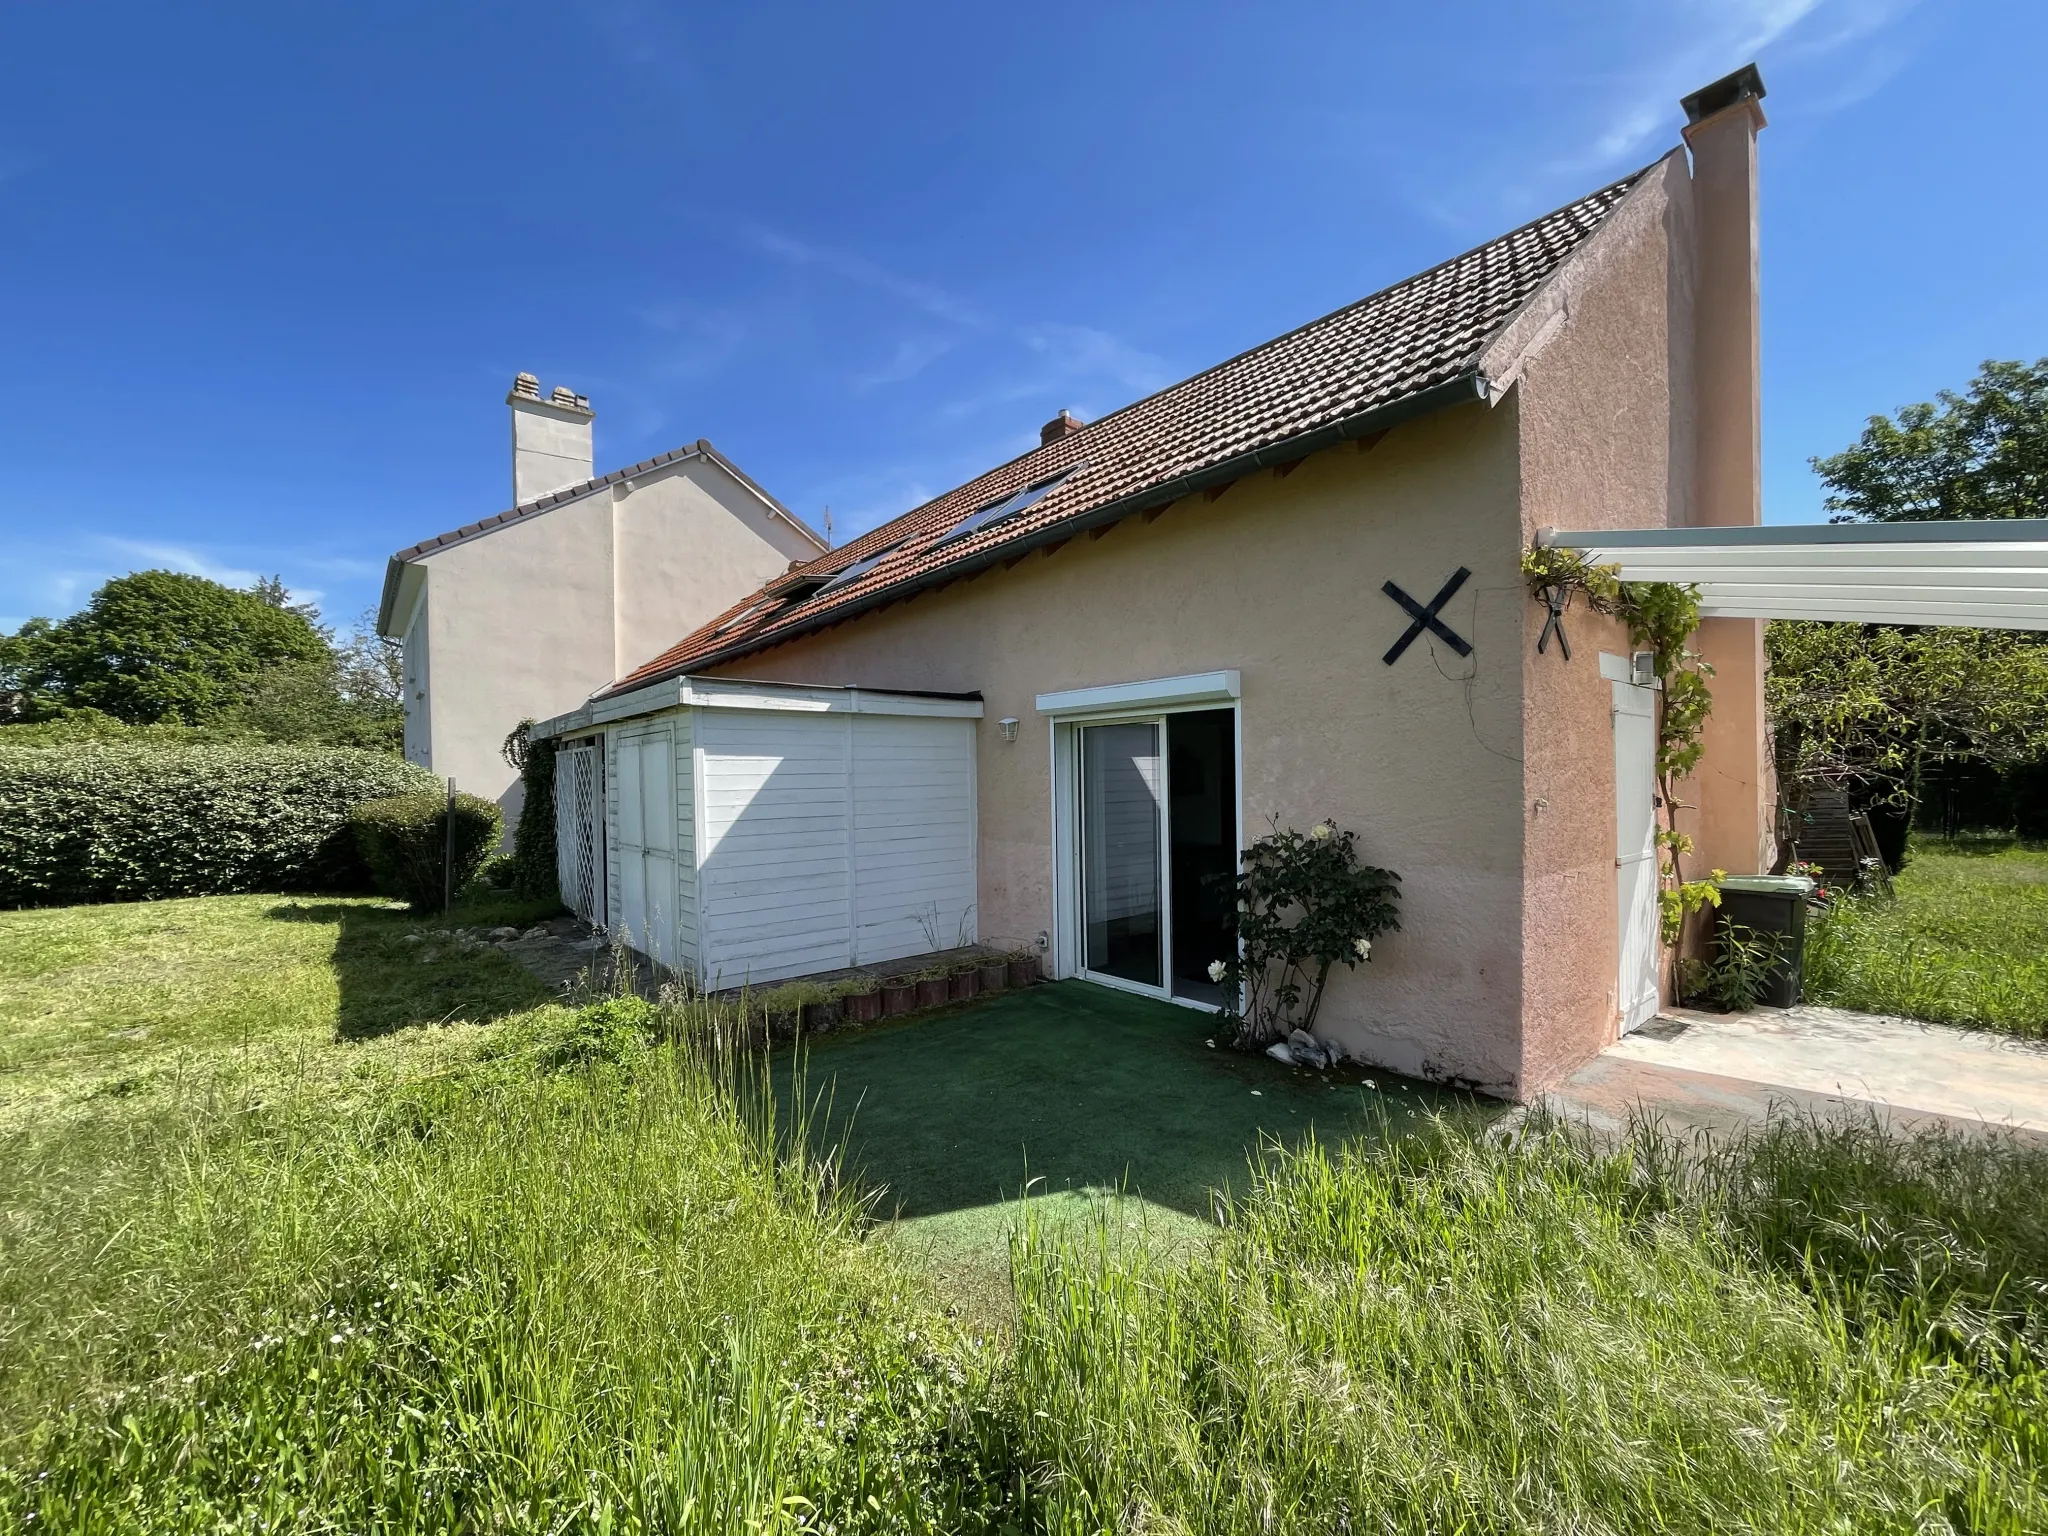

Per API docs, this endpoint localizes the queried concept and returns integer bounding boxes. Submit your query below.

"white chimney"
[507,372,595,504]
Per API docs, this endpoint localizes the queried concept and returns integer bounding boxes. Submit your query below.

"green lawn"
[3,892,2044,1531]
[1805,835,2048,1038]
[0,891,561,1134]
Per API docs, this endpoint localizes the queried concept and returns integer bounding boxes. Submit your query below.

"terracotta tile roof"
[603,167,1648,697]
[375,439,826,633]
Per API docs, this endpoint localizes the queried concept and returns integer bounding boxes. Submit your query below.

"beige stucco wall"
[411,457,823,829]
[415,493,617,816]
[1512,152,1696,1092]
[612,460,824,680]
[701,401,1537,1093]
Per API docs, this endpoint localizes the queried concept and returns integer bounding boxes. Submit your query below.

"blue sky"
[3,1,2042,635]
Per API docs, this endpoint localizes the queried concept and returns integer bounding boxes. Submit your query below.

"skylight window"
[715,599,774,634]
[819,548,893,593]
[934,467,1080,549]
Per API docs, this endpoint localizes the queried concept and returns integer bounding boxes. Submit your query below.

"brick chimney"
[508,372,595,504]
[1040,409,1085,446]
[1680,63,1775,878]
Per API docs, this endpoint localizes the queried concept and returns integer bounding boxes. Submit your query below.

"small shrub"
[349,791,502,910]
[0,742,434,907]
[1214,818,1401,1049]
[1680,921,1788,1011]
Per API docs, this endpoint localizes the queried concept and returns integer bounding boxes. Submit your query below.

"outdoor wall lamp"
[997,717,1019,742]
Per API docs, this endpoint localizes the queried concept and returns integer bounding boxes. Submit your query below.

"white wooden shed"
[535,677,981,988]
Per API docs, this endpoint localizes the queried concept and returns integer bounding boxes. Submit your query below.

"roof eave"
[602,370,1488,694]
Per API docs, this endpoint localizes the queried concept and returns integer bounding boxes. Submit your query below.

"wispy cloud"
[1020,323,1173,396]
[851,334,960,391]
[100,537,267,590]
[731,220,988,330]
[1414,0,1923,228]
[1545,0,1831,179]
[98,538,326,612]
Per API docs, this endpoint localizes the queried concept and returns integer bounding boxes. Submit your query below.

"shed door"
[616,726,677,969]
[1613,682,1660,1033]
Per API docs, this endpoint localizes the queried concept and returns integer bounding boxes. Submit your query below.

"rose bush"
[1211,819,1401,1050]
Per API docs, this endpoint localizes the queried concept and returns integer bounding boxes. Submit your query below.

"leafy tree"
[334,607,403,716]
[216,658,401,750]
[0,571,330,725]
[1767,621,2048,808]
[1813,358,2048,522]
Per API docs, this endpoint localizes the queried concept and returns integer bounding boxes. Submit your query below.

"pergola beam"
[1539,519,2048,630]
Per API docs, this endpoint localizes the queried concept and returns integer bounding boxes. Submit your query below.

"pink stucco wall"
[1510,152,1696,1092]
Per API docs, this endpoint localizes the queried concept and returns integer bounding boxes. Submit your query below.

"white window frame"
[1039,673,1243,1013]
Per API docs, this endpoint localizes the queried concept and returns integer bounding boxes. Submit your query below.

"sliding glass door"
[1078,721,1164,988]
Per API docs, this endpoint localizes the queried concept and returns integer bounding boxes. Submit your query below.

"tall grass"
[1804,836,2048,1038]
[4,893,2046,1530]
[1005,1117,2048,1533]
[0,1000,1006,1534]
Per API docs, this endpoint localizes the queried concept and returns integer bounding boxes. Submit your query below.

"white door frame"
[1607,658,1662,1035]
[1047,694,1243,1012]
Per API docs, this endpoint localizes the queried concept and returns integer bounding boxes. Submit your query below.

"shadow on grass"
[266,900,555,1041]
[776,980,1491,1225]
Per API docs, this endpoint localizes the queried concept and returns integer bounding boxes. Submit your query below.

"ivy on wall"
[1522,548,1722,943]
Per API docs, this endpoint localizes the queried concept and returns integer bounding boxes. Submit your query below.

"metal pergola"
[1538,519,2048,630]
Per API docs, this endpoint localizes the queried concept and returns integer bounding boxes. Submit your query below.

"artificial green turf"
[782,981,1485,1305]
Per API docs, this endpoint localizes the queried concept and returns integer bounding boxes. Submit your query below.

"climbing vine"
[1521,548,1722,943]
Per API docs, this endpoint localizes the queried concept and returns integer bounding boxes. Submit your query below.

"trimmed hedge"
[349,791,503,910]
[0,743,437,908]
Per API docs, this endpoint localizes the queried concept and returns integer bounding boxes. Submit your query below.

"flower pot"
[805,998,843,1034]
[1006,954,1040,989]
[882,982,916,1017]
[765,1009,798,1041]
[949,968,980,1003]
[915,977,949,1010]
[977,961,1008,994]
[845,988,882,1024]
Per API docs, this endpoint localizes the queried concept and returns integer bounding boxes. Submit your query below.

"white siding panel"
[852,714,977,965]
[672,711,698,964]
[603,731,623,929]
[697,708,853,988]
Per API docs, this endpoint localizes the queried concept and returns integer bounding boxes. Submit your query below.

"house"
[375,376,829,827]
[530,67,1782,1099]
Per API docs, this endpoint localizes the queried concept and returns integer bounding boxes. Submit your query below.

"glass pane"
[1168,709,1237,1003]
[1082,722,1162,987]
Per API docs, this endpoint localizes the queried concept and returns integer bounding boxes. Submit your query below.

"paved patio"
[1542,1003,2048,1143]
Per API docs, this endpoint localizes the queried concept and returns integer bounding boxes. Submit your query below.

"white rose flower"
[1309,822,1333,841]
[1354,937,1372,960]
[1207,960,1228,983]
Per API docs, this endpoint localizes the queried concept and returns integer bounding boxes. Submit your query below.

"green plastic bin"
[1715,874,1816,1009]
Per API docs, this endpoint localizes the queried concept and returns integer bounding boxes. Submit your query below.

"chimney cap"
[507,375,595,415]
[1040,408,1086,446]
[1680,63,1766,125]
